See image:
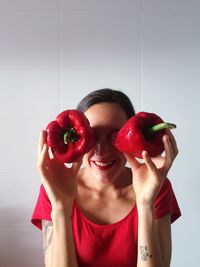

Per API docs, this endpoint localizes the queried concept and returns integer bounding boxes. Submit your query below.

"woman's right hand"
[37,130,82,212]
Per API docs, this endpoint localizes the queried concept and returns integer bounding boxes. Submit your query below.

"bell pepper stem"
[147,122,176,135]
[63,128,77,144]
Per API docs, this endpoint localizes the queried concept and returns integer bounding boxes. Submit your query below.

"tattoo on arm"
[42,220,53,254]
[139,245,153,261]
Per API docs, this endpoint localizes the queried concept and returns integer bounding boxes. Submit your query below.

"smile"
[92,160,115,170]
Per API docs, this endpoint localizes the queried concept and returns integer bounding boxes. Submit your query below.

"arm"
[51,209,78,267]
[137,206,171,267]
[37,131,81,267]
[42,220,53,267]
[42,209,79,267]
[125,132,178,267]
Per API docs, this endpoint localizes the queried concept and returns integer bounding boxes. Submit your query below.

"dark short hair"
[77,88,135,119]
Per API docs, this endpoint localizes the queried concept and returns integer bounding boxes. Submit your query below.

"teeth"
[94,161,113,167]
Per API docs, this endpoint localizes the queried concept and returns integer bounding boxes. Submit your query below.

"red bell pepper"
[46,110,95,163]
[112,112,176,158]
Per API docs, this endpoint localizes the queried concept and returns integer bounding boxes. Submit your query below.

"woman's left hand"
[125,130,178,206]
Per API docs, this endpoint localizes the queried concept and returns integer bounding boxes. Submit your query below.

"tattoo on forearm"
[42,221,53,254]
[139,245,153,261]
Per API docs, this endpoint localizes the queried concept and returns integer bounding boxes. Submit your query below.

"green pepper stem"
[63,128,77,144]
[147,122,176,135]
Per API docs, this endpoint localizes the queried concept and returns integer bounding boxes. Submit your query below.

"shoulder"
[154,178,181,223]
[156,178,173,200]
[160,177,172,190]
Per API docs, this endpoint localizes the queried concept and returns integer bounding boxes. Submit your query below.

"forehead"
[84,102,128,129]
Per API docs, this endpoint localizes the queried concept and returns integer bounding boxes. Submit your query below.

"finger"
[37,143,55,191]
[37,131,43,159]
[142,151,164,184]
[142,151,157,173]
[165,129,179,157]
[72,160,82,175]
[37,130,47,159]
[124,153,140,169]
[163,134,174,168]
[38,143,50,170]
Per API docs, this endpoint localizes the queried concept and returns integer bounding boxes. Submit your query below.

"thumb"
[72,160,82,175]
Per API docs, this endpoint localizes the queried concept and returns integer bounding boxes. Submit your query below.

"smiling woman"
[81,102,128,184]
[31,88,181,267]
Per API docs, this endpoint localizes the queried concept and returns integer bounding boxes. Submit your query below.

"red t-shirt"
[31,178,181,267]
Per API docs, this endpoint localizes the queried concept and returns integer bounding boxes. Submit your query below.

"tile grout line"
[140,0,144,111]
[59,2,62,112]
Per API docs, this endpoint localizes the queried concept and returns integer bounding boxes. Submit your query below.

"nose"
[94,139,112,155]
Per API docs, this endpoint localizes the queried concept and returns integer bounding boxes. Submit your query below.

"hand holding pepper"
[125,130,178,206]
[37,109,95,211]
[37,130,82,212]
[112,111,178,205]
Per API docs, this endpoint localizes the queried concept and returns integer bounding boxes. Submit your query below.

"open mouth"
[92,160,116,170]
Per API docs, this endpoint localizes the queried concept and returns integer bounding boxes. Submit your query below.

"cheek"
[82,150,92,166]
[111,148,127,167]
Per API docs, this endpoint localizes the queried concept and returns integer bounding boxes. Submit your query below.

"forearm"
[137,204,164,267]
[51,208,78,267]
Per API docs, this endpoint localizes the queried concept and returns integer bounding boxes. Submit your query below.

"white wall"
[0,1,199,266]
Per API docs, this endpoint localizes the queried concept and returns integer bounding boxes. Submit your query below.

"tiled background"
[0,1,199,266]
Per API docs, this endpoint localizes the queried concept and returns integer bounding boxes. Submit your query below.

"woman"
[31,88,181,267]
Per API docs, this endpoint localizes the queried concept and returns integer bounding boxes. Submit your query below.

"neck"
[78,167,132,197]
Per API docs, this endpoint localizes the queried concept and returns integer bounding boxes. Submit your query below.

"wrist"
[51,210,73,229]
[51,202,74,221]
[136,197,155,208]
[136,202,155,214]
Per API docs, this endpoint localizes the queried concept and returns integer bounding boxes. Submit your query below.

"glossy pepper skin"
[46,110,95,163]
[113,112,176,158]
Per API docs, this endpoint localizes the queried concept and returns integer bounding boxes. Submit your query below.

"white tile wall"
[61,10,141,65]
[0,227,43,267]
[0,0,60,10]
[170,171,199,267]
[0,0,199,267]
[142,65,200,117]
[142,11,200,64]
[61,0,141,10]
[170,117,200,173]
[0,173,40,213]
[0,119,52,173]
[0,11,60,64]
[61,64,141,111]
[142,0,200,10]
[0,65,60,119]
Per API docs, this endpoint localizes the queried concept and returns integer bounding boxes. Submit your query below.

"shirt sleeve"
[154,178,181,223]
[31,185,52,230]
